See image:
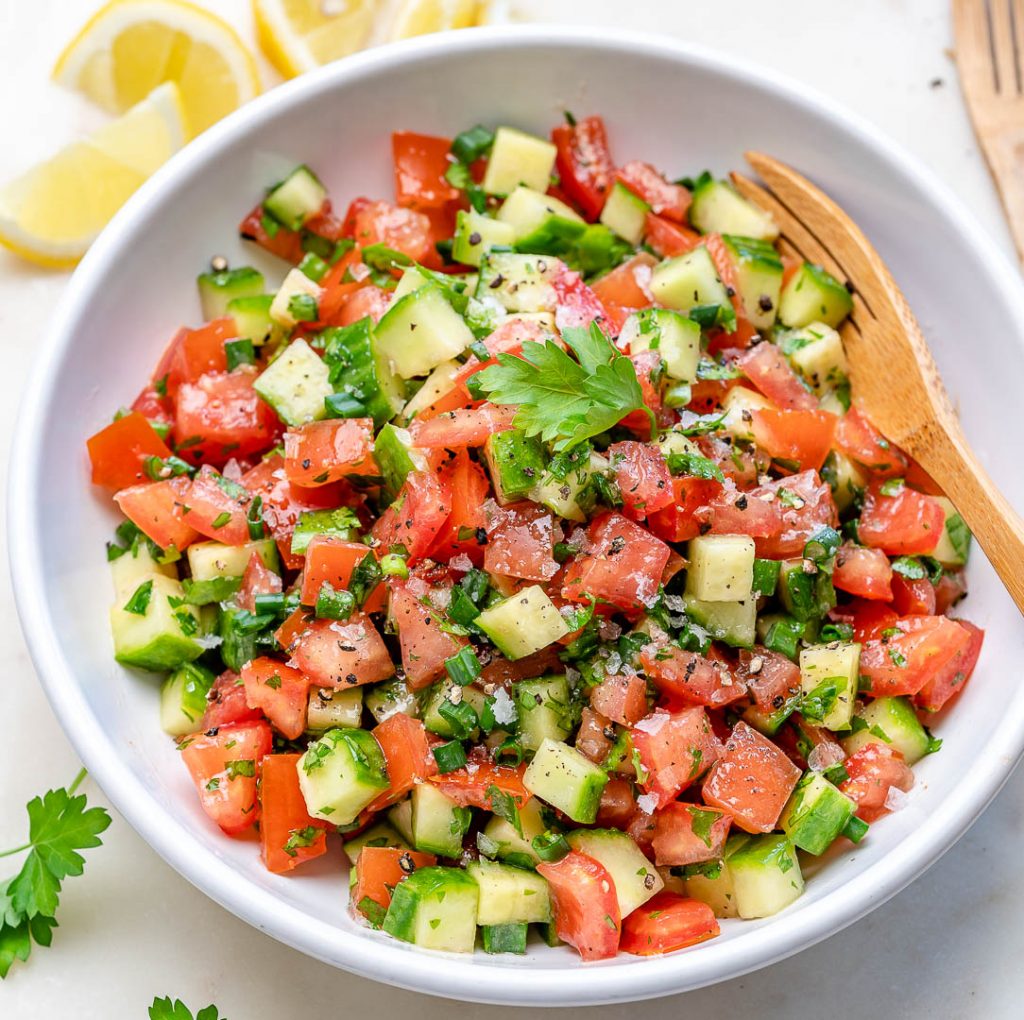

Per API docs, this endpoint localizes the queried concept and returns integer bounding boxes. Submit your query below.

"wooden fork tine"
[953,0,998,96]
[990,0,1020,94]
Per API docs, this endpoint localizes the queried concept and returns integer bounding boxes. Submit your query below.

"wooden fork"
[732,153,1024,615]
[953,0,1024,265]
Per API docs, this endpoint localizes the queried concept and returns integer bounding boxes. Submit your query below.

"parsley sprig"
[475,323,655,450]
[149,997,225,1020]
[0,769,111,978]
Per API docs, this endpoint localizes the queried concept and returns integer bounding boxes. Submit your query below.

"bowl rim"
[9,23,1024,1006]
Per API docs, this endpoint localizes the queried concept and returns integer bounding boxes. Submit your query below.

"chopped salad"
[86,115,984,961]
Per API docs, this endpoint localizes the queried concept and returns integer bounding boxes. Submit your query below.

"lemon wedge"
[388,0,483,40]
[52,0,259,139]
[0,82,187,268]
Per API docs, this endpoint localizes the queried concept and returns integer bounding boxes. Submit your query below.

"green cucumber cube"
[411,782,471,857]
[689,179,779,241]
[841,695,932,764]
[931,496,972,568]
[110,542,177,595]
[650,245,732,322]
[683,594,757,649]
[382,865,479,952]
[297,728,389,824]
[453,209,516,267]
[186,538,279,581]
[781,322,848,396]
[374,423,429,501]
[227,294,275,346]
[197,265,265,321]
[375,283,474,378]
[364,677,422,724]
[722,235,783,330]
[523,738,608,824]
[268,267,323,329]
[475,251,559,313]
[600,180,650,245]
[514,674,571,752]
[566,829,663,918]
[480,797,548,866]
[778,263,853,329]
[467,857,551,925]
[388,798,414,844]
[320,319,406,428]
[728,834,804,919]
[481,923,529,954]
[421,683,487,739]
[475,586,570,660]
[306,686,363,732]
[482,127,557,196]
[263,165,326,231]
[621,308,701,383]
[780,772,855,855]
[111,574,203,672]
[483,428,546,504]
[342,819,409,865]
[799,641,861,730]
[254,337,332,426]
[160,662,216,736]
[498,186,584,249]
[686,534,756,602]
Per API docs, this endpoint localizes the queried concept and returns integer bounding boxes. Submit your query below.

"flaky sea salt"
[636,793,659,815]
[884,785,911,813]
[633,711,668,735]
[490,687,518,726]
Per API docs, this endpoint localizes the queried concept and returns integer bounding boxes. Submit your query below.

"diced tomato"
[735,648,802,714]
[620,892,720,956]
[409,404,516,449]
[890,574,937,615]
[88,412,173,490]
[641,645,745,709]
[595,777,639,829]
[483,501,559,582]
[392,131,459,210]
[699,483,784,542]
[703,235,757,347]
[737,343,818,411]
[553,266,614,333]
[288,614,394,689]
[201,670,262,729]
[576,707,615,764]
[389,577,467,690]
[183,465,252,544]
[649,802,731,866]
[620,349,663,435]
[591,252,657,314]
[260,753,329,874]
[336,284,391,327]
[859,614,973,697]
[591,674,648,727]
[915,619,984,712]
[239,203,307,262]
[833,408,907,478]
[833,544,894,601]
[427,450,489,564]
[934,569,968,615]
[631,707,721,808]
[840,743,914,823]
[551,115,615,220]
[369,714,438,809]
[838,599,900,643]
[241,657,310,740]
[283,419,376,487]
[644,212,701,257]
[616,161,692,222]
[114,476,199,551]
[373,468,452,562]
[275,608,313,656]
[609,441,674,519]
[180,720,272,836]
[174,367,279,467]
[702,721,802,833]
[299,536,385,611]
[859,481,945,556]
[354,846,438,915]
[159,318,235,397]
[647,476,723,543]
[536,850,621,962]
[429,751,531,809]
[751,408,836,472]
[349,199,433,262]
[479,647,565,689]
[563,512,670,614]
[237,552,282,612]
[749,470,839,559]
[131,383,174,427]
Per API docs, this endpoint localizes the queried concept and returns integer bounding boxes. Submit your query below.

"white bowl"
[9,25,1024,1007]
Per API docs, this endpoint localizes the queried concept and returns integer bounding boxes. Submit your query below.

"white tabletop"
[0,1,1019,1016]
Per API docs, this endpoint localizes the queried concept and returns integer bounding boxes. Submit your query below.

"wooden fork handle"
[978,129,1024,268]
[911,419,1024,615]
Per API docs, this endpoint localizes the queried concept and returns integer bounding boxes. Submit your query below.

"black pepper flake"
[468,231,482,245]
[735,495,748,510]
[489,274,505,289]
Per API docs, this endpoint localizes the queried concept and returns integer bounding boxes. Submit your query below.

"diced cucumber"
[110,542,177,595]
[342,819,409,865]
[778,263,852,329]
[476,586,570,660]
[650,245,732,323]
[397,359,460,424]
[422,683,487,739]
[498,186,584,249]
[186,538,279,581]
[778,559,836,622]
[799,641,861,730]
[822,451,867,514]
[566,829,663,917]
[523,738,608,824]
[722,235,783,330]
[263,165,326,231]
[683,856,742,919]
[481,923,528,954]
[382,865,479,952]
[227,294,275,346]
[475,251,559,313]
[374,423,429,502]
[297,727,389,824]
[365,677,422,724]
[391,266,432,302]
[621,308,701,383]
[480,797,547,866]
[655,429,703,460]
[721,384,775,443]
[514,674,571,752]
[197,266,265,321]
[931,496,972,568]
[389,798,414,844]
[780,772,855,855]
[599,181,650,245]
[110,574,203,672]
[686,534,756,602]
[482,127,558,196]
[375,283,474,379]
[780,322,848,396]
[728,834,804,919]
[683,595,756,649]
[307,686,363,732]
[159,662,216,736]
[453,209,516,267]
[483,429,546,504]
[690,179,779,241]
[289,508,360,556]
[841,696,932,764]
[321,319,406,428]
[411,782,471,857]
[467,857,551,925]
[254,337,332,426]
[269,267,323,329]
[529,454,594,523]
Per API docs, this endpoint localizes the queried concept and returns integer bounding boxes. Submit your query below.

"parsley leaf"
[475,322,654,450]
[149,997,226,1020]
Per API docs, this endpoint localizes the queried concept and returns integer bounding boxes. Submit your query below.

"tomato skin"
[859,482,946,555]
[200,670,262,729]
[392,131,459,210]
[184,464,253,544]
[595,777,639,829]
[483,501,559,582]
[616,161,692,222]
[735,648,802,714]
[237,551,282,612]
[88,411,174,489]
[834,408,908,477]
[132,383,174,426]
[737,343,818,411]
[700,482,784,541]
[336,285,391,327]
[591,252,657,313]
[591,674,648,726]
[890,574,937,616]
[647,476,723,543]
[288,614,395,689]
[349,199,432,262]
[241,658,310,740]
[643,212,701,257]
[640,645,746,709]
[702,721,802,834]
[649,803,731,867]
[239,203,307,262]
[180,720,273,836]
[620,892,720,956]
[563,512,670,614]
[114,476,199,551]
[283,418,376,487]
[373,468,452,563]
[551,115,615,220]
[576,707,615,764]
[751,408,836,471]
[914,619,984,712]
[832,544,894,601]
[703,234,757,346]
[835,599,900,643]
[409,404,516,449]
[427,450,489,564]
[553,267,614,333]
[354,846,438,915]
[260,753,329,874]
[429,752,531,810]
[536,851,621,962]
[750,470,839,559]
[368,714,437,811]
[389,578,467,690]
[631,707,721,808]
[299,536,385,612]
[859,615,973,697]
[840,743,914,822]
[934,569,968,614]
[609,441,674,519]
